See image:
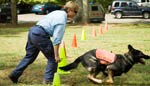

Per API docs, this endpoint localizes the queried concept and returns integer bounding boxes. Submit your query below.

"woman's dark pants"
[9,26,57,83]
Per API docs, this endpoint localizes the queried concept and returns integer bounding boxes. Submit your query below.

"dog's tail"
[59,56,81,71]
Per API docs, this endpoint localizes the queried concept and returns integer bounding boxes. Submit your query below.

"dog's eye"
[134,50,142,55]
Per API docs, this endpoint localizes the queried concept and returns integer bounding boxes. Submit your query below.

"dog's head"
[126,44,150,65]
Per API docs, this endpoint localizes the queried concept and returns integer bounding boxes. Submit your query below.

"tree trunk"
[74,0,83,23]
[11,0,17,25]
[82,0,88,24]
[75,0,88,24]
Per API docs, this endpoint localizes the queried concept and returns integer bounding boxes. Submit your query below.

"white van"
[132,0,150,7]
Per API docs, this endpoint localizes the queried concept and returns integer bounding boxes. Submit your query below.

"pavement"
[105,14,150,24]
[18,13,150,24]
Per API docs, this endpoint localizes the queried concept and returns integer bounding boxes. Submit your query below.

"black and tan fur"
[59,45,150,84]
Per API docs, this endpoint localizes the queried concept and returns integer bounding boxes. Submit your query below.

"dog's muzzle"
[138,58,145,65]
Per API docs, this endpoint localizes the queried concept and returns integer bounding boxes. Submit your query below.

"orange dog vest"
[96,49,116,64]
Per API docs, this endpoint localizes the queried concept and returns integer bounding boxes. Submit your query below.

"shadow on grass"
[0,23,35,36]
[0,63,46,86]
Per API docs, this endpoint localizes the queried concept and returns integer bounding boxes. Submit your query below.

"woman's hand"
[55,56,61,63]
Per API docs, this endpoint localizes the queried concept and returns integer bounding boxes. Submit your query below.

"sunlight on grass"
[0,23,150,86]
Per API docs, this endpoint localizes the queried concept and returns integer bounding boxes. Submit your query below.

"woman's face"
[67,8,78,19]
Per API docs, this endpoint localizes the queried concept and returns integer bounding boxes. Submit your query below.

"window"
[129,3,132,7]
[141,0,146,2]
[91,6,98,11]
[131,2,138,6]
[114,2,120,7]
[121,2,128,7]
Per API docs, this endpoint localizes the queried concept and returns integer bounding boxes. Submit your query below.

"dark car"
[0,3,11,23]
[17,3,32,14]
[31,3,62,14]
[111,0,150,19]
[0,2,32,23]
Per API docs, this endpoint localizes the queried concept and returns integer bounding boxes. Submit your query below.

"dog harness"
[96,49,116,64]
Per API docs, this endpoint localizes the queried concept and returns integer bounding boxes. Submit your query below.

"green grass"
[0,23,150,86]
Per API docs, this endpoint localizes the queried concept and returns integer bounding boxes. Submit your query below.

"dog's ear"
[128,44,134,51]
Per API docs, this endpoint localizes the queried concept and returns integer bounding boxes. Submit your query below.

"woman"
[9,1,79,84]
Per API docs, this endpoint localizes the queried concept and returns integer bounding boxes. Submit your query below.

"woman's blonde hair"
[64,1,79,11]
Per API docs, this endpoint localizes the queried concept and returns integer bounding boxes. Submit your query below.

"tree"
[82,0,88,24]
[74,0,83,23]
[11,0,17,25]
[75,0,89,24]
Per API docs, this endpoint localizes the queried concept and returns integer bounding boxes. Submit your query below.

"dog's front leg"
[100,71,107,79]
[106,69,114,84]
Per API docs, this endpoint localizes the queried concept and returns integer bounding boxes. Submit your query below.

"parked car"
[17,3,32,14]
[0,2,32,23]
[31,3,61,14]
[111,0,150,19]
[0,3,11,23]
[132,0,150,7]
[0,2,32,14]
[88,3,105,22]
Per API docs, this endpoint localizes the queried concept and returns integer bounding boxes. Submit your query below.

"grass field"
[0,23,150,86]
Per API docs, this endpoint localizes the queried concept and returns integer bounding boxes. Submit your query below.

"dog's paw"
[87,75,103,84]
[105,79,113,84]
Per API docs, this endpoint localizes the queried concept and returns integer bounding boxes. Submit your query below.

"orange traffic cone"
[99,24,103,35]
[71,33,77,48]
[92,27,96,37]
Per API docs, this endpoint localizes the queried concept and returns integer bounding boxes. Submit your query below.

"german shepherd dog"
[59,45,150,84]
